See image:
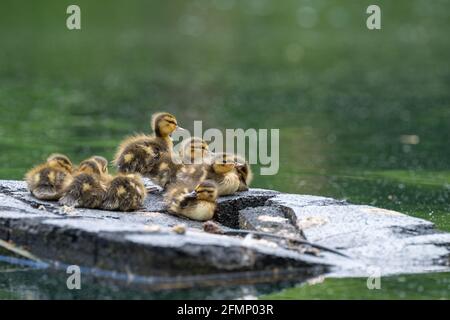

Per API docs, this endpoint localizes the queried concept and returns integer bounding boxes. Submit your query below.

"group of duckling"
[25,154,145,211]
[25,112,252,221]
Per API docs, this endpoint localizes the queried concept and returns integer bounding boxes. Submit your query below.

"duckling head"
[188,180,218,202]
[151,112,183,138]
[211,153,235,174]
[180,137,210,164]
[91,156,109,174]
[77,159,102,175]
[47,153,73,172]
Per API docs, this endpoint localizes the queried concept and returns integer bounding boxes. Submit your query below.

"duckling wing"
[179,192,202,209]
[236,167,250,191]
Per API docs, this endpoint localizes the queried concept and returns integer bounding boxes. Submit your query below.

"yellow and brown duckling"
[165,163,207,200]
[102,173,147,211]
[25,153,74,200]
[166,136,211,191]
[223,153,253,191]
[205,153,240,196]
[166,180,218,221]
[92,155,109,175]
[148,151,184,188]
[113,112,183,188]
[179,137,210,164]
[59,156,111,208]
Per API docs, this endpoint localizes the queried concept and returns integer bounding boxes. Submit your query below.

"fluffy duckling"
[102,173,146,211]
[25,154,74,200]
[164,163,207,201]
[179,137,210,164]
[167,180,218,221]
[148,152,183,188]
[59,156,111,208]
[113,112,182,187]
[224,153,253,191]
[206,153,240,196]
[92,155,109,174]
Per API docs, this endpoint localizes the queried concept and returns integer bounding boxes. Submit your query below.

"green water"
[0,0,449,299]
[263,273,450,300]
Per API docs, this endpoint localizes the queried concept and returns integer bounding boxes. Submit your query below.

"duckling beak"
[175,126,187,132]
[184,190,197,200]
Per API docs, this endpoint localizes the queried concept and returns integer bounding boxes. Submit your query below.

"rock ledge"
[0,180,449,287]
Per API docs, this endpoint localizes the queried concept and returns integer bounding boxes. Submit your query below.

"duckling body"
[102,173,146,211]
[113,112,182,188]
[223,153,253,191]
[179,201,216,221]
[25,154,74,200]
[166,180,218,221]
[174,163,207,187]
[59,157,111,208]
[208,170,240,196]
[206,153,240,196]
[164,163,207,202]
[114,134,166,176]
[148,152,183,188]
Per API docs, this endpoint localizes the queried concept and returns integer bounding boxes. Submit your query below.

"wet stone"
[0,180,449,282]
[239,206,304,239]
[215,189,279,228]
[0,180,333,280]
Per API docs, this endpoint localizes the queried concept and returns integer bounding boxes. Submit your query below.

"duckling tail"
[102,196,120,211]
[58,193,79,207]
[32,186,60,200]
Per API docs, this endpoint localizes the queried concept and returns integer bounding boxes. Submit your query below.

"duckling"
[206,153,240,196]
[162,158,208,218]
[179,137,210,164]
[149,151,184,188]
[167,180,218,221]
[59,156,111,208]
[25,153,74,200]
[223,153,253,191]
[92,155,109,174]
[113,112,183,187]
[102,173,146,211]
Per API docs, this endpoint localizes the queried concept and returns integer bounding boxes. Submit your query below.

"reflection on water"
[262,272,450,300]
[0,0,449,299]
[0,254,314,300]
[1,252,449,300]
